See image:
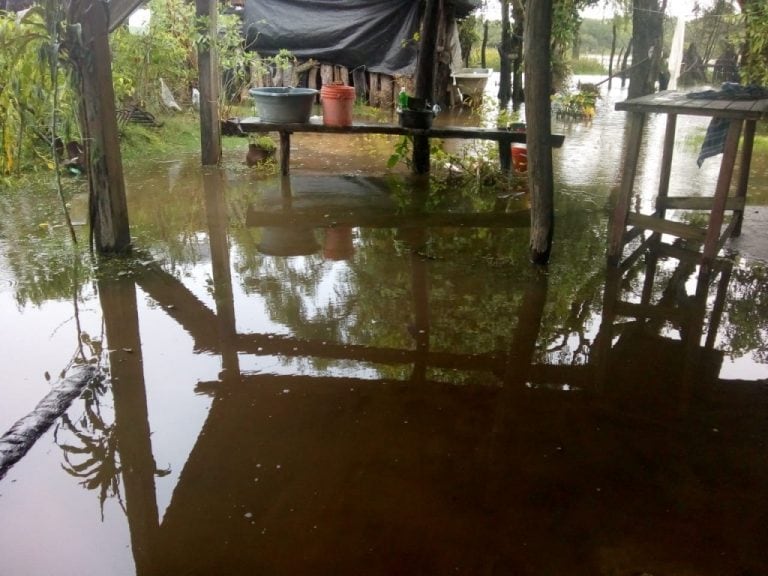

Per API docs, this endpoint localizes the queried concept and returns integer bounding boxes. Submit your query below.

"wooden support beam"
[412,0,441,174]
[108,0,145,31]
[68,0,131,254]
[196,0,221,166]
[524,0,555,264]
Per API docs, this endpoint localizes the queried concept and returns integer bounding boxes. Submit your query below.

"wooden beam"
[524,0,555,264]
[68,0,131,254]
[412,0,442,174]
[196,0,221,165]
[108,0,146,32]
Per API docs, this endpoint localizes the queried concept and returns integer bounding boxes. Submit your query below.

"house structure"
[243,0,478,109]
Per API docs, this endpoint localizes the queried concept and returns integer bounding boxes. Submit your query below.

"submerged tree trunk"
[524,0,555,264]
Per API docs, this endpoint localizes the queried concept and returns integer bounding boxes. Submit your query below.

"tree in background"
[738,0,768,84]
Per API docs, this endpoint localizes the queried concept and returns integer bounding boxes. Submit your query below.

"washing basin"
[249,87,318,123]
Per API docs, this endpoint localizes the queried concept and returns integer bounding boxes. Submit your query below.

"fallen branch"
[0,365,99,481]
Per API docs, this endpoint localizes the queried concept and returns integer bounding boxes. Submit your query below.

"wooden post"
[68,0,131,254]
[498,0,512,107]
[412,0,441,174]
[196,0,221,166]
[524,0,555,264]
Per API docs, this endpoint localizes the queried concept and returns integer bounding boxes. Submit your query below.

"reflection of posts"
[503,268,549,386]
[202,169,240,377]
[99,278,159,576]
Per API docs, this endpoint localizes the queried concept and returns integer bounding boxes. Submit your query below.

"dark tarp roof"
[244,0,479,76]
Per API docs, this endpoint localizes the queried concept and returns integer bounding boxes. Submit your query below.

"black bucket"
[398,109,434,129]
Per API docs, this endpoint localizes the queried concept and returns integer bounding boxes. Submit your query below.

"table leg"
[732,119,756,237]
[702,120,742,263]
[607,111,645,265]
[279,130,291,176]
[656,114,677,218]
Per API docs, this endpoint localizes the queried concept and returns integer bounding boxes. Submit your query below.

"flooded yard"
[1,79,767,575]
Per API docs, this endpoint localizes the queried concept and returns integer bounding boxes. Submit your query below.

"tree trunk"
[629,0,662,98]
[511,0,525,108]
[621,39,632,88]
[608,20,617,89]
[480,20,489,68]
[524,0,555,265]
[497,0,512,108]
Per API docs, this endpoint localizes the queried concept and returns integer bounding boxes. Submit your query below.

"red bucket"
[320,84,356,127]
[511,143,528,173]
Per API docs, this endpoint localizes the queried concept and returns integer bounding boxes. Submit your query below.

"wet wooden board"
[231,117,566,147]
[615,90,768,119]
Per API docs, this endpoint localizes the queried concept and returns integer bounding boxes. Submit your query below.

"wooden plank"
[379,75,394,110]
[702,120,742,262]
[656,113,677,217]
[657,196,745,211]
[352,68,367,102]
[108,0,145,31]
[615,91,768,120]
[232,117,565,145]
[733,119,756,236]
[607,111,645,264]
[626,212,707,241]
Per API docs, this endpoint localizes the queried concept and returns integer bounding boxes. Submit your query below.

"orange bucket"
[511,143,528,173]
[320,84,356,126]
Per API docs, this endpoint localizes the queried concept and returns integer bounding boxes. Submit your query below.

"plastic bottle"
[398,87,408,111]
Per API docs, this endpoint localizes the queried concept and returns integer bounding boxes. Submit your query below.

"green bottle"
[398,87,408,110]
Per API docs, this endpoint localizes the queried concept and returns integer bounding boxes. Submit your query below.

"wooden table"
[608,90,768,267]
[228,117,565,176]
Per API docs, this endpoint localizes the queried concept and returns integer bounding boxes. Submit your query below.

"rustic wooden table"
[608,89,768,266]
[230,117,565,176]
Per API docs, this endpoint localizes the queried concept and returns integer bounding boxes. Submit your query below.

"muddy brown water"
[1,77,767,575]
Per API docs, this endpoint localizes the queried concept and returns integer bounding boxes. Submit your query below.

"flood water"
[1,77,767,575]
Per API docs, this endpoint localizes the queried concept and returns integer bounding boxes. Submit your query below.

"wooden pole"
[524,0,555,265]
[498,0,512,107]
[67,0,131,254]
[412,0,441,174]
[196,0,222,166]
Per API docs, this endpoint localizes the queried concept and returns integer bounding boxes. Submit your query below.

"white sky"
[480,1,719,21]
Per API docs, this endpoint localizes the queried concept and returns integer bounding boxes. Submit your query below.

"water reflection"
[2,90,768,574]
[11,171,761,575]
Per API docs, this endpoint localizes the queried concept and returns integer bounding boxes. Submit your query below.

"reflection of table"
[608,90,768,266]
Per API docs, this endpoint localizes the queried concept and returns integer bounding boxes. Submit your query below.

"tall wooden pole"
[412,0,441,174]
[196,0,222,166]
[524,0,555,265]
[68,0,131,254]
[498,0,512,108]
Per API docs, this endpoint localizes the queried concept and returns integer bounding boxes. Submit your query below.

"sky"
[480,1,719,21]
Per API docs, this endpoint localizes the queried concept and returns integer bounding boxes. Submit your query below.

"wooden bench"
[227,117,565,175]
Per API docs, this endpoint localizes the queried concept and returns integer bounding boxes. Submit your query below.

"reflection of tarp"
[243,0,421,75]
